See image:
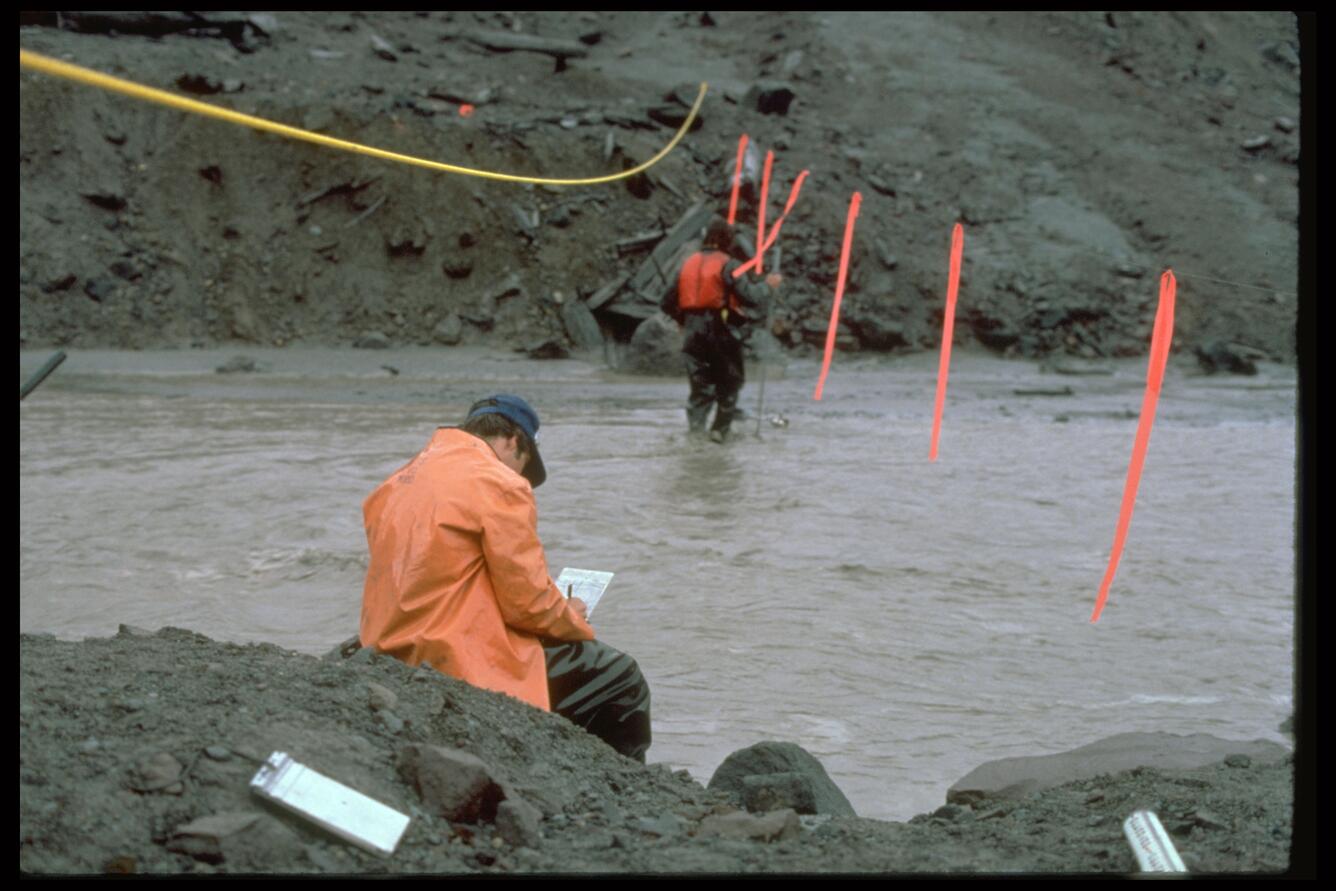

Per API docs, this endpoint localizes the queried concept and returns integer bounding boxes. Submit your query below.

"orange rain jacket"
[359,428,594,711]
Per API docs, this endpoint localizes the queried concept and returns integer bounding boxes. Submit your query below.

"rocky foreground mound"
[20,628,1297,874]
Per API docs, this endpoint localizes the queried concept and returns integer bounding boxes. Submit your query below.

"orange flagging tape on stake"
[1090,270,1177,623]
[929,223,965,462]
[813,192,863,401]
[727,134,749,226]
[755,150,774,275]
[733,170,809,278]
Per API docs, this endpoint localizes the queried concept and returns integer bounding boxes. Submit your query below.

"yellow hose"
[19,49,706,186]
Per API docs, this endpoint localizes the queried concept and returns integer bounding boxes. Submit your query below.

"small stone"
[131,752,184,793]
[1224,754,1251,768]
[104,855,136,874]
[80,738,101,753]
[547,205,572,228]
[377,710,405,734]
[1240,135,1271,152]
[696,808,801,843]
[432,313,464,345]
[204,746,232,762]
[84,279,113,303]
[1274,116,1296,133]
[932,803,965,821]
[366,682,398,712]
[495,798,542,848]
[42,273,78,293]
[174,812,262,840]
[396,745,509,823]
[370,33,398,62]
[743,772,818,814]
[215,355,259,374]
[354,331,391,349]
[634,814,686,838]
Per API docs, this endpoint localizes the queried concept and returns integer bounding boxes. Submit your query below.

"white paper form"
[555,568,614,617]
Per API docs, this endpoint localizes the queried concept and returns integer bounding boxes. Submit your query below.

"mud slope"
[19,12,1299,361]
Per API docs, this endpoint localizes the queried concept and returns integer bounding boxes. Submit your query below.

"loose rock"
[696,808,801,842]
[709,741,856,817]
[353,331,391,349]
[396,744,510,822]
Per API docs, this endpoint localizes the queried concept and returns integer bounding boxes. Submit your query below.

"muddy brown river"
[19,346,1296,821]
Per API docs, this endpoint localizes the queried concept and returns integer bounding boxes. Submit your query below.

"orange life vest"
[677,251,737,313]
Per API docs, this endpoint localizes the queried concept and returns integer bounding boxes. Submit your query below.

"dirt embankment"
[19,12,1300,364]
[20,628,1298,875]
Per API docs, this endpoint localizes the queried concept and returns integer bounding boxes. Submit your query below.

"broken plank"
[586,275,627,311]
[622,200,709,298]
[344,195,387,229]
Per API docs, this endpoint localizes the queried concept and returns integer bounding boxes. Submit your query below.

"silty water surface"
[19,347,1296,821]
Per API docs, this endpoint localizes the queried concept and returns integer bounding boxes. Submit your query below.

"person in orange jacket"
[359,394,651,760]
[661,217,782,442]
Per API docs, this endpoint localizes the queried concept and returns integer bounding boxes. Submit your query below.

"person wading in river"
[661,217,781,442]
[358,394,652,760]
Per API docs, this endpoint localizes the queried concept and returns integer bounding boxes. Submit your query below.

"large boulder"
[947,732,1291,807]
[561,298,604,352]
[1194,340,1264,375]
[620,314,684,375]
[707,741,856,816]
[396,744,509,822]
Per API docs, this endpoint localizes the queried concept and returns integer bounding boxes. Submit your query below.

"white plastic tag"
[1123,810,1188,873]
[250,751,410,857]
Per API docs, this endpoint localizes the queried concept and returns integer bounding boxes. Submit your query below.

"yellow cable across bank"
[19,49,706,187]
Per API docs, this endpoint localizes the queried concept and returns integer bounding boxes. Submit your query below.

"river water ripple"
[19,347,1297,820]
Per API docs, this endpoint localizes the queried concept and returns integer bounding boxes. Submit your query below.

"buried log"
[1011,386,1075,397]
[458,29,589,60]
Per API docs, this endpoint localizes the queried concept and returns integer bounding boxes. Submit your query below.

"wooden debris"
[369,33,397,62]
[344,195,387,229]
[615,229,667,255]
[601,200,710,318]
[586,276,627,311]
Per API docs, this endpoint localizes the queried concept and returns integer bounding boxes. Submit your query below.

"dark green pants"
[544,640,652,762]
[684,342,745,434]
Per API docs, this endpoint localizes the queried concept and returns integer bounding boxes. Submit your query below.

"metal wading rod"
[754,244,781,439]
[754,358,766,439]
[20,351,67,401]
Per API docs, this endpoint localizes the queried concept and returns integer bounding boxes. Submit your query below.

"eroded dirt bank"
[19,12,1300,364]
